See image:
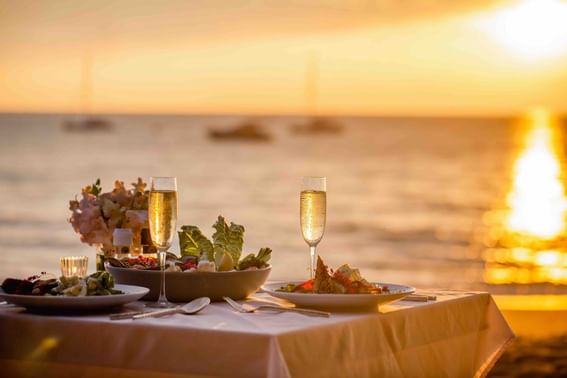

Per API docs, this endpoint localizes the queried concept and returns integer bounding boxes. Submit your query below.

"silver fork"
[223,296,330,317]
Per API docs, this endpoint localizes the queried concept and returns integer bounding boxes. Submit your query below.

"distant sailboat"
[291,53,343,135]
[208,119,272,142]
[292,117,342,134]
[63,53,112,132]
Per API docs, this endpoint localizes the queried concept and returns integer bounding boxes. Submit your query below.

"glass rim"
[59,256,88,261]
[302,176,326,191]
[150,176,177,190]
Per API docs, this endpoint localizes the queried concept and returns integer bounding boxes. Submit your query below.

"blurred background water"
[1,112,566,293]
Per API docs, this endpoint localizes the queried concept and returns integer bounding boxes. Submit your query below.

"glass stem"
[310,245,317,279]
[157,250,168,304]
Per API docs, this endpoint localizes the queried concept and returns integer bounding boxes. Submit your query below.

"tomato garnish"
[293,279,314,292]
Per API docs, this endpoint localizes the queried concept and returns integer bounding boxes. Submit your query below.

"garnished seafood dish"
[277,256,389,295]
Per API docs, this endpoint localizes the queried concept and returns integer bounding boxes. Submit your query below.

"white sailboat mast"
[79,51,93,116]
[305,52,319,117]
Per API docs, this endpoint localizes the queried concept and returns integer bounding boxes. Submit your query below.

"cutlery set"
[223,296,330,317]
[110,296,331,319]
[110,297,211,320]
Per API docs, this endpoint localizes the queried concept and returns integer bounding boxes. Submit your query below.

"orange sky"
[1,0,567,116]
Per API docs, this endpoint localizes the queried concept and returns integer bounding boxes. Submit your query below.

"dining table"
[0,287,514,378]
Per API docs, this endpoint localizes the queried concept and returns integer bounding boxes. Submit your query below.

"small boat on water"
[208,121,272,142]
[63,54,113,133]
[291,117,343,135]
[63,117,113,132]
[291,54,343,136]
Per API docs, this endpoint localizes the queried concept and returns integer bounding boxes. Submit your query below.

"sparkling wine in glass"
[300,176,327,279]
[147,177,178,308]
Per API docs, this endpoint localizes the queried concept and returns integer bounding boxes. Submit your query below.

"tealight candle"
[60,256,88,278]
[113,228,133,257]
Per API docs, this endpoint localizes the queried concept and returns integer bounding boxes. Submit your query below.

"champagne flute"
[147,177,178,308]
[300,176,327,279]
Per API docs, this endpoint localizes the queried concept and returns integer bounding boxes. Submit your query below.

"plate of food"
[262,257,415,310]
[107,216,272,301]
[0,271,149,310]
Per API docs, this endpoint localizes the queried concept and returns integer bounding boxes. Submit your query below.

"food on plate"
[1,273,58,295]
[196,259,216,272]
[112,255,160,270]
[238,248,272,271]
[216,250,235,272]
[107,215,272,273]
[179,215,247,270]
[1,271,123,296]
[179,215,272,272]
[277,256,388,294]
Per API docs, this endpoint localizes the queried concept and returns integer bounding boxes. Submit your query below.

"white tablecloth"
[0,289,514,378]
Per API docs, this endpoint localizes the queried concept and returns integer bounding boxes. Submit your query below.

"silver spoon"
[133,297,210,320]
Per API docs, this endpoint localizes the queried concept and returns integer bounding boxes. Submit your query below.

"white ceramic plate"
[0,284,149,310]
[262,282,415,309]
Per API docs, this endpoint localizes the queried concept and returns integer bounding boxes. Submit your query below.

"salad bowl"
[106,264,271,302]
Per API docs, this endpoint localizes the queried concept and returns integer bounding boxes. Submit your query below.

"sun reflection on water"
[483,109,567,285]
[506,109,567,238]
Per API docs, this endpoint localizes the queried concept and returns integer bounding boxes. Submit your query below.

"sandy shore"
[489,334,567,377]
[488,296,567,377]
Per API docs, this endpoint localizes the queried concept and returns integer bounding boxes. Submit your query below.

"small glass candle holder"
[60,256,88,278]
[113,228,133,257]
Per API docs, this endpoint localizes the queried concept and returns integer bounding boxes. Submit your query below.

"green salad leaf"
[212,216,245,269]
[178,225,214,260]
[178,215,269,271]
[238,247,272,270]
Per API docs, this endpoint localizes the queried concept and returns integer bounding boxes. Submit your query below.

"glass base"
[146,300,175,309]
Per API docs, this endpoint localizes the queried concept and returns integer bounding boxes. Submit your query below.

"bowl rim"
[105,264,272,275]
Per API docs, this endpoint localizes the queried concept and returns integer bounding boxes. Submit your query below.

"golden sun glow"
[2,1,567,114]
[483,109,567,285]
[476,0,567,59]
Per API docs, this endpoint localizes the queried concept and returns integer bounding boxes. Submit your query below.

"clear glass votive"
[60,256,88,278]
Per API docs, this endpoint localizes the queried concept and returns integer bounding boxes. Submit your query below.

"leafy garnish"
[178,216,270,271]
[238,247,272,270]
[178,225,214,260]
[212,216,245,269]
[83,178,102,197]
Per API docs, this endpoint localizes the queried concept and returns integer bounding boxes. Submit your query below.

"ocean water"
[0,113,561,291]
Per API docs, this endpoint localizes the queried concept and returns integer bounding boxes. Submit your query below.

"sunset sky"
[1,0,567,116]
